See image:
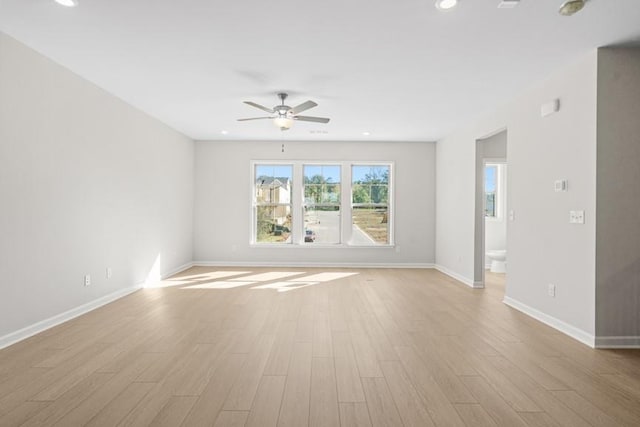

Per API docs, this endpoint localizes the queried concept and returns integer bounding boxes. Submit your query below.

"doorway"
[474,129,507,288]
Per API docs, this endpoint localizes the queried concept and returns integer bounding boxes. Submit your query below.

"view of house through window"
[352,165,390,245]
[303,165,341,244]
[253,162,392,246]
[255,165,293,243]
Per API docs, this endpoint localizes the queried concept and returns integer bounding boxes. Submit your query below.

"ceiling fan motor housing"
[275,105,291,116]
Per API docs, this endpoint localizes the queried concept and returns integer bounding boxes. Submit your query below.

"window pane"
[256,165,293,203]
[256,205,292,243]
[255,164,292,244]
[485,193,496,217]
[352,206,389,245]
[322,184,341,204]
[304,206,340,244]
[352,165,389,204]
[351,165,390,245]
[485,165,497,217]
[352,166,388,183]
[304,184,322,204]
[369,185,388,204]
[304,165,341,206]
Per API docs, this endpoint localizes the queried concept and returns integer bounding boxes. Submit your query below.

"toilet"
[486,249,507,273]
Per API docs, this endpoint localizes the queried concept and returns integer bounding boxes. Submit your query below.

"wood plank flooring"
[1,267,640,426]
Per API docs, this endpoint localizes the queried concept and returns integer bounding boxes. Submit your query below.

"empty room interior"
[1,0,640,426]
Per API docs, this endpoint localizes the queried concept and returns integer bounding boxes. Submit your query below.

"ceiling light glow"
[221,130,229,135]
[435,0,458,10]
[55,0,78,7]
[362,132,371,136]
[274,117,293,131]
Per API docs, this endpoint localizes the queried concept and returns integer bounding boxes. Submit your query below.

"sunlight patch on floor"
[182,281,257,290]
[155,271,252,288]
[170,271,251,281]
[175,270,359,292]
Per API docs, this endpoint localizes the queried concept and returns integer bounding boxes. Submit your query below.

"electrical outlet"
[106,268,112,279]
[84,274,91,287]
[548,283,556,297]
[569,210,585,224]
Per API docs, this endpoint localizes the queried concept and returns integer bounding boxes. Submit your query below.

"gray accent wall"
[193,140,435,266]
[596,48,640,341]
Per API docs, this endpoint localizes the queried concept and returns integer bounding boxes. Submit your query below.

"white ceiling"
[2,0,640,142]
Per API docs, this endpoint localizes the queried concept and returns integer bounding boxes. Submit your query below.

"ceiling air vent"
[498,0,520,8]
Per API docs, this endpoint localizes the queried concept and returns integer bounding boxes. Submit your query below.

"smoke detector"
[559,0,586,16]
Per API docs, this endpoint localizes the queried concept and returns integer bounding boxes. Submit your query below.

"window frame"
[484,161,506,222]
[252,163,294,245]
[250,160,394,248]
[349,162,393,247]
[302,163,343,245]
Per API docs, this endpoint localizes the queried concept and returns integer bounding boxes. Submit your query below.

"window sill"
[250,243,395,249]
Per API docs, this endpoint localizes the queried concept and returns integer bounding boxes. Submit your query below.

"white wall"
[436,51,598,338]
[595,48,640,343]
[0,33,195,340]
[194,140,435,266]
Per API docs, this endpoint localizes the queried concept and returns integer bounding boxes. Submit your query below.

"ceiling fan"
[238,93,330,131]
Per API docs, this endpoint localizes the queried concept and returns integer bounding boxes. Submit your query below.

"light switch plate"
[554,180,568,192]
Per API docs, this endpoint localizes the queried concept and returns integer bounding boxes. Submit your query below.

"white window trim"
[250,160,394,248]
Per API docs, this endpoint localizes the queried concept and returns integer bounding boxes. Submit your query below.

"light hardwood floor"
[1,267,640,426]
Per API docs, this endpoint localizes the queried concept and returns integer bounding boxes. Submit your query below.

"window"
[303,165,341,244]
[252,161,393,246]
[254,164,293,244]
[352,165,390,245]
[485,165,497,218]
[485,163,506,219]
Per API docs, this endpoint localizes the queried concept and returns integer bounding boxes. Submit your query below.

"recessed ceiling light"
[221,130,229,135]
[362,132,371,136]
[498,0,520,9]
[55,0,78,7]
[435,0,458,10]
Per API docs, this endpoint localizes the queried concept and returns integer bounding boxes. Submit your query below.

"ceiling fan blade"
[294,115,330,124]
[237,116,274,121]
[290,100,318,115]
[243,101,275,114]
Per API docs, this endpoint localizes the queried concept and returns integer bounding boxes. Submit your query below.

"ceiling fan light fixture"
[559,0,585,16]
[274,117,293,131]
[55,0,78,7]
[435,0,458,10]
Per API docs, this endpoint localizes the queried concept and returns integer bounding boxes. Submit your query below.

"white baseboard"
[0,284,141,350]
[503,296,595,348]
[161,261,195,279]
[594,336,640,349]
[192,261,434,269]
[434,264,481,288]
[0,262,196,350]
